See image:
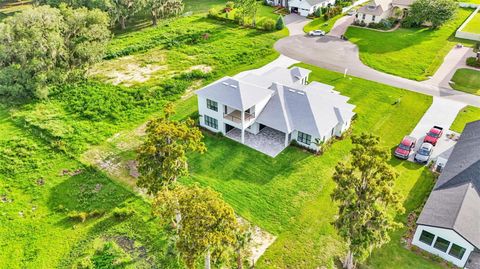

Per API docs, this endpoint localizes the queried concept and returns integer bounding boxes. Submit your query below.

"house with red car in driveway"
[412,120,480,268]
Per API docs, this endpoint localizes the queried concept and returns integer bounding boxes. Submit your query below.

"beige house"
[355,0,413,24]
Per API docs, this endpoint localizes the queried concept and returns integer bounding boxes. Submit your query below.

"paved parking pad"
[407,97,465,163]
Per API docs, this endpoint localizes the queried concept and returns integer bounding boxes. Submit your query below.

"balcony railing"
[223,110,255,123]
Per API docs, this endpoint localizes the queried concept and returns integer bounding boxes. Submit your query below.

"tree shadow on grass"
[47,166,133,215]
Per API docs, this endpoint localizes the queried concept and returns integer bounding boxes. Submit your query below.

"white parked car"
[308,30,326,36]
[414,143,433,164]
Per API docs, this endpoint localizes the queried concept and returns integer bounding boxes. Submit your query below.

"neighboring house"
[355,0,413,24]
[271,0,335,16]
[267,0,335,17]
[412,120,480,268]
[195,66,355,157]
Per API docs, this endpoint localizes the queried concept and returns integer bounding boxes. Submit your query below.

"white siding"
[198,96,225,133]
[412,225,475,267]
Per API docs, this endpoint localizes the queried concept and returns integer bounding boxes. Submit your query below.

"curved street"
[275,14,480,107]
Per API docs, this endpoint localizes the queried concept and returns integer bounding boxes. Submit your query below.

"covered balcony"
[223,107,255,124]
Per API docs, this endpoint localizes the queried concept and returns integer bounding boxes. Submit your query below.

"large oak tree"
[153,184,238,269]
[331,133,404,269]
[136,105,206,194]
[0,5,110,99]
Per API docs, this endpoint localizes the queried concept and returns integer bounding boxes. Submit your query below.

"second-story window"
[207,99,218,112]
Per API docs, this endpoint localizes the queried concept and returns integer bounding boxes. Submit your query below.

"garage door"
[299,9,309,16]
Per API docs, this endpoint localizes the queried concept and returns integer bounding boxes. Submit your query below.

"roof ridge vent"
[230,84,238,88]
[296,91,305,95]
[288,89,296,93]
[222,82,229,86]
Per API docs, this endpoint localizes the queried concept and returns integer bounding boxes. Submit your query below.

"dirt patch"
[188,64,212,73]
[108,63,165,86]
[237,217,276,265]
[89,55,167,86]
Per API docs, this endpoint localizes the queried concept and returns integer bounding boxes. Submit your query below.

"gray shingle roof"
[256,82,355,137]
[195,77,273,111]
[417,120,480,248]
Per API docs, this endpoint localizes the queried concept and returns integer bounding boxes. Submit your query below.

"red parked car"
[394,136,417,159]
[424,126,443,146]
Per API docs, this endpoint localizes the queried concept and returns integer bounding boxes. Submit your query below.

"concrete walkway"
[328,16,355,37]
[422,46,477,89]
[407,97,465,162]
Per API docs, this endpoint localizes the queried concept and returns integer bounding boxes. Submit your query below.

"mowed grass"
[346,8,474,81]
[304,14,344,33]
[450,105,480,133]
[463,12,480,34]
[184,63,441,268]
[451,68,480,95]
[0,106,179,269]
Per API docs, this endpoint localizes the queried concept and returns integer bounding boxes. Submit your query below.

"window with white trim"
[206,99,218,112]
[448,244,466,260]
[297,131,311,145]
[204,115,218,129]
[419,230,435,246]
[433,237,450,252]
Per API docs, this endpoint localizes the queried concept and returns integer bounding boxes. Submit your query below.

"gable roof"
[417,120,480,248]
[256,82,355,137]
[259,66,311,87]
[195,77,273,111]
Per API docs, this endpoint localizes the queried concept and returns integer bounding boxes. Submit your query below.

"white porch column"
[241,110,245,144]
[284,132,289,147]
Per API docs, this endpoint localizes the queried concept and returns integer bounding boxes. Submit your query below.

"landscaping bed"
[450,68,480,95]
[346,8,474,81]
[304,13,344,33]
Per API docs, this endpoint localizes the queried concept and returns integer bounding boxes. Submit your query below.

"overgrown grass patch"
[450,105,480,133]
[181,63,440,268]
[0,106,179,269]
[346,8,474,81]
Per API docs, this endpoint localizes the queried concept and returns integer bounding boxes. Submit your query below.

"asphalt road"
[276,15,480,108]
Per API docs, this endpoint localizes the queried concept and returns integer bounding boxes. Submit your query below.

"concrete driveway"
[284,14,310,36]
[328,16,355,37]
[407,97,465,163]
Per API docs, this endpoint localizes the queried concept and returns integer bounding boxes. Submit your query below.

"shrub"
[275,15,285,30]
[68,211,89,223]
[226,1,234,9]
[466,57,480,68]
[208,8,219,18]
[112,207,135,219]
[261,18,276,31]
[68,210,104,223]
[314,7,322,17]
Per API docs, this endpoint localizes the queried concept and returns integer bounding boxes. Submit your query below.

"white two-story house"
[195,66,356,157]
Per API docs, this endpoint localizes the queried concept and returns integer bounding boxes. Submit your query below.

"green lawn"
[303,14,344,33]
[463,12,480,34]
[183,0,226,14]
[451,68,480,95]
[0,106,180,269]
[182,64,441,268]
[13,15,286,156]
[450,105,480,133]
[346,8,474,81]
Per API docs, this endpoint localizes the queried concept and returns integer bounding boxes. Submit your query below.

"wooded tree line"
[0,0,184,100]
[34,0,184,29]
